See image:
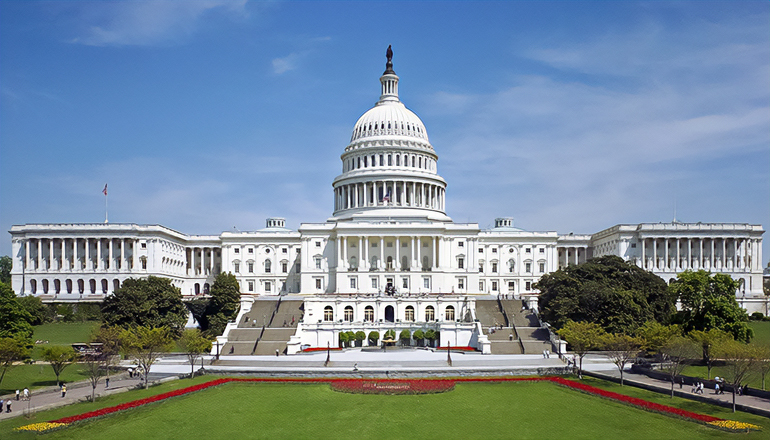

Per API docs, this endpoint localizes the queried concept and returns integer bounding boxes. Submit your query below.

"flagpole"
[103,184,109,224]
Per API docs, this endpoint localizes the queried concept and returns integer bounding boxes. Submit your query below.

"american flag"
[383,189,391,202]
[102,184,108,196]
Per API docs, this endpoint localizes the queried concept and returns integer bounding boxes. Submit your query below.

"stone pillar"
[641,238,646,269]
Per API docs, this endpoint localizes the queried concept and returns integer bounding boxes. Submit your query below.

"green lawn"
[749,321,770,348]
[30,321,101,360]
[0,363,92,396]
[3,377,768,440]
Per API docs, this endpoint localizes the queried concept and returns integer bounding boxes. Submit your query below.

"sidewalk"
[581,354,770,417]
[0,373,148,421]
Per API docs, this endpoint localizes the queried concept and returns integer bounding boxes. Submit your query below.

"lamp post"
[324,342,330,367]
[446,343,452,366]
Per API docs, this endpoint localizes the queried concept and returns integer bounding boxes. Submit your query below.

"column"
[96,239,102,270]
[432,236,437,269]
[395,236,400,270]
[710,239,715,270]
[25,240,30,271]
[734,239,739,270]
[687,238,692,270]
[120,239,125,271]
[675,238,680,270]
[133,240,138,271]
[664,238,669,271]
[721,238,726,271]
[61,239,66,271]
[72,239,78,271]
[362,236,369,270]
[699,239,704,270]
[379,236,384,268]
[641,238,646,269]
[108,239,114,271]
[652,239,657,270]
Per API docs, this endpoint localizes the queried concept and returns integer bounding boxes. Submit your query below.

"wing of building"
[8,49,766,353]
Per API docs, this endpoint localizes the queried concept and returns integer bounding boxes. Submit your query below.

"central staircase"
[475,298,552,355]
[222,297,303,356]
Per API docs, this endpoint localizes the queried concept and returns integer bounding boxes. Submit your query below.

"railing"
[496,297,510,328]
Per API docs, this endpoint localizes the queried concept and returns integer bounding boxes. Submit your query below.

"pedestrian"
[23,388,29,401]
[5,399,10,413]
[275,349,279,357]
[542,350,547,359]
[105,377,110,388]
[61,384,67,398]
[353,363,359,371]
[737,385,742,396]
[714,383,719,395]
[15,389,20,400]
[679,377,684,389]
[128,367,133,378]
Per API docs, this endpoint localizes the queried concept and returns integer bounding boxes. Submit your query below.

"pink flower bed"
[44,376,724,428]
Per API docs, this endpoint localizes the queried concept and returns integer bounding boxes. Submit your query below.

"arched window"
[386,256,393,270]
[425,306,435,321]
[89,279,96,294]
[66,279,73,294]
[371,256,379,270]
[77,279,84,294]
[508,259,516,272]
[265,259,271,273]
[364,306,374,322]
[54,279,61,294]
[405,306,415,321]
[445,306,455,321]
[349,256,358,269]
[30,279,37,294]
[113,279,120,292]
[101,279,108,293]
[344,306,354,322]
[324,306,334,322]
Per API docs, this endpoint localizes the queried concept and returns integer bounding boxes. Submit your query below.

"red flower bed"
[46,376,724,428]
[301,347,344,352]
[331,379,455,395]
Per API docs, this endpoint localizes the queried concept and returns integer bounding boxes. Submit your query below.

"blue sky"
[1,1,768,265]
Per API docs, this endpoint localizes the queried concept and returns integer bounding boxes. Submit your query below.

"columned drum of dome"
[331,47,450,223]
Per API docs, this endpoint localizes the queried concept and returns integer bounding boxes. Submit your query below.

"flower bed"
[331,379,455,395]
[13,376,760,433]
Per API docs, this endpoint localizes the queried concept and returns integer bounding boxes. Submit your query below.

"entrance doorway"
[385,305,395,322]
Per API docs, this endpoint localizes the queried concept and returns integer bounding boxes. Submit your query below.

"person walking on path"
[105,377,110,388]
[5,399,11,413]
[23,388,29,401]
[15,390,19,401]
[61,384,67,398]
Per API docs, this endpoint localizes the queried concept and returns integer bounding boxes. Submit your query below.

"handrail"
[496,297,510,328]
[251,325,267,354]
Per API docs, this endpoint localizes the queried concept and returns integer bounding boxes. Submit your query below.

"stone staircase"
[222,297,303,356]
[500,299,552,355]
[476,299,522,354]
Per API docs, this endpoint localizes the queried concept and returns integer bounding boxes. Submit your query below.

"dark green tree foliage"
[670,270,753,343]
[200,273,241,336]
[0,256,11,284]
[101,276,188,335]
[17,295,48,325]
[0,281,34,342]
[536,256,675,333]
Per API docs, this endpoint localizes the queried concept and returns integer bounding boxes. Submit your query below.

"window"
[492,248,497,253]
[492,262,498,273]
[458,278,465,289]
[458,241,464,247]
[344,306,354,322]
[315,279,322,289]
[234,248,240,254]
[315,257,322,269]
[479,263,484,273]
[539,248,545,253]
[423,277,431,289]
[526,248,531,253]
[350,277,357,289]
[364,306,374,322]
[631,243,637,248]
[323,306,333,321]
[525,262,531,272]
[315,241,321,248]
[526,281,532,290]
[234,262,240,273]
[425,306,435,321]
[248,281,254,292]
[405,306,415,321]
[265,260,271,273]
[402,277,408,289]
[248,248,253,254]
[282,262,288,273]
[264,281,271,292]
[445,306,455,321]
[248,262,254,273]
[479,281,485,291]
[478,248,483,253]
[508,281,515,292]
[282,248,288,254]
[539,262,545,272]
[491,281,498,291]
[141,242,147,249]
[371,278,378,289]
[458,258,464,269]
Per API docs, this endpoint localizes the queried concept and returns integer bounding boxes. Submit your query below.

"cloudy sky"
[1,1,768,265]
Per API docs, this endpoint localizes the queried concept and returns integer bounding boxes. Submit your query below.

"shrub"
[749,312,765,321]
[399,329,412,346]
[354,331,366,347]
[412,329,425,346]
[367,331,379,346]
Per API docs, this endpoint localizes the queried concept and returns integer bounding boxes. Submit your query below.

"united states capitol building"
[8,50,766,352]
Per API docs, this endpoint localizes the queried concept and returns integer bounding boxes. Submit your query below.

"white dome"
[350,101,429,143]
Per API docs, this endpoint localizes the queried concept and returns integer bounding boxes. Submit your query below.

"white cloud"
[272,52,302,74]
[66,1,248,47]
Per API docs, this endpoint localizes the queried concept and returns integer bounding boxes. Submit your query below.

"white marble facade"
[8,53,766,318]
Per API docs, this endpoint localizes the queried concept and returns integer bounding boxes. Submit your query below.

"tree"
[339,332,350,348]
[600,333,642,386]
[16,295,48,325]
[412,329,425,347]
[0,281,34,342]
[636,321,681,357]
[670,270,753,342]
[367,331,379,346]
[0,256,11,284]
[754,345,770,390]
[659,336,699,398]
[716,340,760,412]
[0,337,30,386]
[354,331,366,347]
[201,273,241,336]
[179,329,212,378]
[688,328,733,379]
[424,329,437,347]
[101,277,188,336]
[120,326,174,389]
[399,329,412,346]
[80,349,112,402]
[537,256,675,334]
[557,321,606,379]
[41,346,78,387]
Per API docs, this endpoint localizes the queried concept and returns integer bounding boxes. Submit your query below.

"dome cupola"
[331,46,449,223]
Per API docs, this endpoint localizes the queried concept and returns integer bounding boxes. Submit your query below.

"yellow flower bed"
[707,420,761,431]
[14,422,68,432]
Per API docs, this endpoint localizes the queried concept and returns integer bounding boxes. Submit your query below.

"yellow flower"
[707,420,761,431]
[14,422,68,432]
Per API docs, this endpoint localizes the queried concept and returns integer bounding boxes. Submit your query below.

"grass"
[0,363,93,396]
[30,321,101,360]
[749,321,770,348]
[3,377,768,440]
